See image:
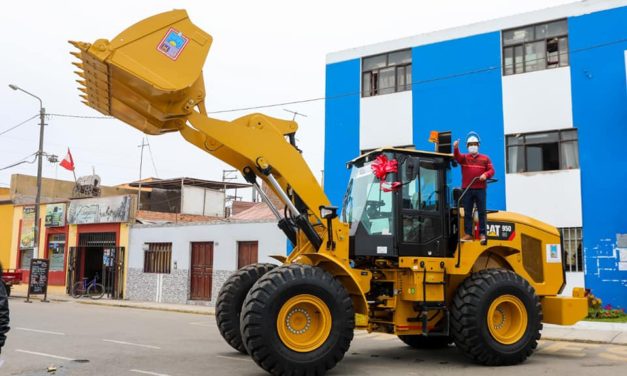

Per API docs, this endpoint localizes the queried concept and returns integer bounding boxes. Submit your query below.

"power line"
[0,152,37,171]
[47,113,113,119]
[0,114,38,137]
[204,35,627,114]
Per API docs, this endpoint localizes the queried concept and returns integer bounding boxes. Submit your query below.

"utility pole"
[9,84,45,259]
[137,137,148,211]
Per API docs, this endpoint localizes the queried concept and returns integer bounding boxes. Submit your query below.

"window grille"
[144,242,172,274]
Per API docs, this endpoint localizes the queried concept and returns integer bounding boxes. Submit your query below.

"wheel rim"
[487,294,528,345]
[276,294,332,352]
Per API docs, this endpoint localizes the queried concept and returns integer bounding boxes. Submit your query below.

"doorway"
[237,241,258,269]
[190,242,213,300]
[68,232,125,299]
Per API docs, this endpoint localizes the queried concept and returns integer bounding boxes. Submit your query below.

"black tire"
[216,263,277,354]
[87,283,105,299]
[398,335,453,349]
[71,282,84,298]
[241,264,354,376]
[451,269,542,366]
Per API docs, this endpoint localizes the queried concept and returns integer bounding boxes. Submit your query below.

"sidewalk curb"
[73,299,216,316]
[540,336,627,346]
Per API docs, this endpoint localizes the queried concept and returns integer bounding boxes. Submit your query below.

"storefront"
[10,195,133,298]
[13,203,70,287]
[44,203,69,285]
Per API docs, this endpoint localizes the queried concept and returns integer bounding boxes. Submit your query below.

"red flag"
[60,148,75,171]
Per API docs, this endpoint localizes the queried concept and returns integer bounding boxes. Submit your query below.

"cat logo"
[486,221,516,241]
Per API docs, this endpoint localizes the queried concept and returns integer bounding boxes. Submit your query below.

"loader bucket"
[70,10,212,135]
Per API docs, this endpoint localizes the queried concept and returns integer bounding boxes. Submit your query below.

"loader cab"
[343,148,458,259]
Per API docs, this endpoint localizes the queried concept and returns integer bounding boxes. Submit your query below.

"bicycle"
[71,276,105,299]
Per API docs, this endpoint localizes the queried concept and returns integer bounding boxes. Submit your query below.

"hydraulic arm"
[70,9,334,256]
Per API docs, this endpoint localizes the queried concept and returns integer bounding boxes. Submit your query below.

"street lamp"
[9,84,46,260]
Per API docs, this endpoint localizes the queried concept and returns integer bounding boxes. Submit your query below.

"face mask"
[468,145,479,154]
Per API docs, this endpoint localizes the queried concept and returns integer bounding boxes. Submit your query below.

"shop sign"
[20,206,35,249]
[45,203,66,227]
[68,195,131,224]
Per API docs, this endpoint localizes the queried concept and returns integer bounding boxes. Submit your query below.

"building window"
[560,227,583,272]
[362,49,412,97]
[144,242,172,274]
[502,19,568,76]
[506,129,579,173]
[20,249,33,269]
[48,234,66,271]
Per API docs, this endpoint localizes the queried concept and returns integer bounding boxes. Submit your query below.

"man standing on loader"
[454,132,494,245]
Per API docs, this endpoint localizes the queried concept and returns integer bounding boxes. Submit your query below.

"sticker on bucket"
[157,28,189,60]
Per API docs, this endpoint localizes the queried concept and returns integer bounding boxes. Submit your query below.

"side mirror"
[319,206,338,250]
[404,157,420,182]
[319,206,338,219]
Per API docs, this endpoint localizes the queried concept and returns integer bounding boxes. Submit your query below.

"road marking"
[130,369,172,376]
[189,322,211,327]
[538,342,599,358]
[216,355,250,362]
[103,339,161,349]
[16,327,65,336]
[600,346,627,362]
[16,349,75,361]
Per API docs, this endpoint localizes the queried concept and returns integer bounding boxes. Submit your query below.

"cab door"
[397,157,447,257]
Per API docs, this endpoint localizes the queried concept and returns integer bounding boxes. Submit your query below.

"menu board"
[28,259,50,295]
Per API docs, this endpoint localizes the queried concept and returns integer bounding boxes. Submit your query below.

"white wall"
[505,169,582,228]
[502,67,573,134]
[327,0,627,64]
[360,90,413,150]
[560,272,585,296]
[182,186,225,217]
[128,220,285,270]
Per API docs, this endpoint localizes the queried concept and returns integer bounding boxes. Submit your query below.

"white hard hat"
[467,135,479,144]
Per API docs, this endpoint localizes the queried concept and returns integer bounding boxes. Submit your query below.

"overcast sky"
[0,0,575,190]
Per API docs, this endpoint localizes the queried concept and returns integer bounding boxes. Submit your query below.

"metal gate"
[67,232,125,299]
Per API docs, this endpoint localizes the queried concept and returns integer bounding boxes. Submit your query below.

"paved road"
[2,298,626,375]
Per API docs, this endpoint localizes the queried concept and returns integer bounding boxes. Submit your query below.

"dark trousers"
[463,188,487,236]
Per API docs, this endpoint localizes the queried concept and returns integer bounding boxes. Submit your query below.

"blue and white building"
[324,0,627,308]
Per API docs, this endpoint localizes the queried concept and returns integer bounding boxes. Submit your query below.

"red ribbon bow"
[371,155,401,192]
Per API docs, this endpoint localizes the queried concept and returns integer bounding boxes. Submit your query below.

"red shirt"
[454,146,495,189]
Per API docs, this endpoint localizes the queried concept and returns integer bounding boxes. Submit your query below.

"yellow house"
[0,187,13,268]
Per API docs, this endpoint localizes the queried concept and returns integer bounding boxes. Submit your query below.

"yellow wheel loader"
[70,10,588,376]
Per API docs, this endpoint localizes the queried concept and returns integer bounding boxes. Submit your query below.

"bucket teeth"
[68,40,89,50]
[78,87,87,94]
[74,71,85,79]
[81,101,91,107]
[72,62,84,69]
[76,79,87,86]
[80,94,89,101]
[70,51,82,59]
